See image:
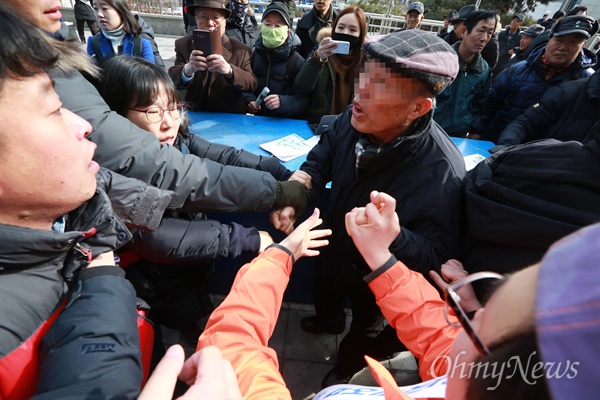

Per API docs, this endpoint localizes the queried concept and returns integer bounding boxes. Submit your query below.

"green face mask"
[261,25,288,49]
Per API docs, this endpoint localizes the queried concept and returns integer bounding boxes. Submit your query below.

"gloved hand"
[274,180,309,216]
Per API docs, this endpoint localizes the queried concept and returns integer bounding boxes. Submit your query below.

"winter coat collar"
[452,41,486,74]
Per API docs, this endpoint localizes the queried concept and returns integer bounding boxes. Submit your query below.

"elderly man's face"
[0,73,98,230]
[460,18,495,56]
[544,34,586,67]
[314,0,333,14]
[195,7,227,35]
[519,34,534,51]
[405,10,424,30]
[352,60,427,143]
[509,16,522,31]
[3,0,62,33]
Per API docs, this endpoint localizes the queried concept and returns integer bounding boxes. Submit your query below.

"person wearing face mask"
[225,0,258,48]
[294,6,366,124]
[243,2,309,118]
[87,0,155,66]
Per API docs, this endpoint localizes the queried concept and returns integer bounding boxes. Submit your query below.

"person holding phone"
[243,2,309,119]
[169,0,257,114]
[294,6,367,124]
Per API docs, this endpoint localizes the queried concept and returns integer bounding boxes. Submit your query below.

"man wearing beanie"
[434,10,498,137]
[271,29,466,387]
[243,2,309,118]
[475,15,598,143]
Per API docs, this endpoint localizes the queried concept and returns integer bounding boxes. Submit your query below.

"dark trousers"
[76,19,99,42]
[314,256,407,377]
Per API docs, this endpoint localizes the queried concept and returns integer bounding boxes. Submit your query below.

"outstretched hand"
[279,208,331,261]
[345,191,400,271]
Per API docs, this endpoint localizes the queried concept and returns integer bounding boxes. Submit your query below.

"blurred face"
[335,13,360,37]
[460,18,496,57]
[445,265,539,398]
[509,17,522,31]
[452,20,465,35]
[0,74,98,230]
[93,0,122,31]
[315,0,333,14]
[352,60,429,143]
[405,10,424,30]
[195,7,227,36]
[3,0,63,33]
[519,34,534,51]
[544,34,586,67]
[125,86,181,146]
[263,12,287,28]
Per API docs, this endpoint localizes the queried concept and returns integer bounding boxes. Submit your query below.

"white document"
[313,375,447,399]
[260,134,319,162]
[463,153,486,171]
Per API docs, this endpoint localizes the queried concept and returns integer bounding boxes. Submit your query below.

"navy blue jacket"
[477,44,597,143]
[497,69,600,147]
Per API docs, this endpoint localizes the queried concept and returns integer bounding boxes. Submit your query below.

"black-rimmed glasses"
[129,105,184,123]
[444,271,504,356]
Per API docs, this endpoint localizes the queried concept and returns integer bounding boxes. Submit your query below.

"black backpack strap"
[90,35,104,62]
[131,35,143,58]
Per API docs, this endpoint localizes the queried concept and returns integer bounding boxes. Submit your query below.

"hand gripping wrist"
[274,181,309,215]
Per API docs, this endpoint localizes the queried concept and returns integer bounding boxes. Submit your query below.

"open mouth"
[352,100,364,116]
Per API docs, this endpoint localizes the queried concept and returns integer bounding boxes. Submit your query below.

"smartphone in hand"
[330,40,350,55]
[193,29,222,56]
[255,87,270,107]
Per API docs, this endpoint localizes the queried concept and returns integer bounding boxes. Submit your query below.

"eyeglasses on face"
[129,105,184,123]
[196,13,225,24]
[444,271,505,356]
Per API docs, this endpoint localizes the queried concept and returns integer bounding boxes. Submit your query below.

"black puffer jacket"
[301,107,466,274]
[243,35,309,118]
[463,138,600,276]
[497,69,600,147]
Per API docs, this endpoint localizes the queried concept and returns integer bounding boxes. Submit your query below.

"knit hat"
[262,2,291,28]
[407,2,424,15]
[186,0,231,18]
[549,15,599,39]
[535,223,600,400]
[522,24,545,37]
[361,30,458,95]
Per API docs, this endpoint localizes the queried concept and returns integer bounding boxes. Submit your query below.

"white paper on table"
[463,153,486,171]
[260,133,319,162]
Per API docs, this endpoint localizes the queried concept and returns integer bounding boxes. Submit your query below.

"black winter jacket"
[295,7,338,59]
[225,14,259,48]
[243,36,309,118]
[497,69,600,147]
[463,138,600,275]
[301,107,466,274]
[123,134,292,263]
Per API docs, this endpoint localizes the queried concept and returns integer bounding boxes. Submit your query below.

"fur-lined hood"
[316,27,332,44]
[43,25,99,78]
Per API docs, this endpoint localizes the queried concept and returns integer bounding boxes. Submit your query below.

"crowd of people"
[1,0,599,399]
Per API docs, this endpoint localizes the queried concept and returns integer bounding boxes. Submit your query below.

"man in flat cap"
[169,0,257,114]
[434,10,498,137]
[475,15,598,143]
[271,29,466,387]
[505,24,545,68]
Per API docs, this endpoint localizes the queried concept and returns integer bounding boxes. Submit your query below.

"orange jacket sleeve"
[367,258,461,381]
[197,246,293,399]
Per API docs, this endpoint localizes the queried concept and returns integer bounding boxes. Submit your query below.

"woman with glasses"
[98,55,294,343]
[87,0,155,65]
